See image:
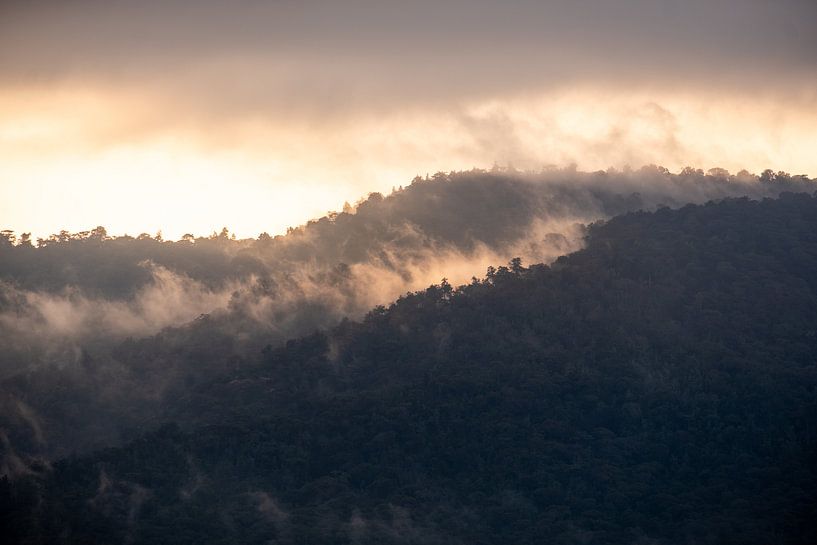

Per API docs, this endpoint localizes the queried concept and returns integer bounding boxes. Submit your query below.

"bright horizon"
[2,0,816,240]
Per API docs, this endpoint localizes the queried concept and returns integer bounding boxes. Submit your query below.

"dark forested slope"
[3,193,816,544]
[4,167,814,463]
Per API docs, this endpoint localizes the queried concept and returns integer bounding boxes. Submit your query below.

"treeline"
[2,193,816,544]
[1,166,816,463]
[0,166,810,248]
[1,166,814,298]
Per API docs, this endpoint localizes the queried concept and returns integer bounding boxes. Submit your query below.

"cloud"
[0,219,580,351]
[1,1,816,239]
[6,266,230,337]
[3,84,816,242]
[2,1,815,96]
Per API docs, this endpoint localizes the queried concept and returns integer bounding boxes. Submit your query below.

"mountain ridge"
[3,193,816,544]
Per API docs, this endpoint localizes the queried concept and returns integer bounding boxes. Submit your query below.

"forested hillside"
[2,167,811,299]
[3,167,813,462]
[3,193,816,544]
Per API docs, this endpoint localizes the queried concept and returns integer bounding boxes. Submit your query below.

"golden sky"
[2,0,816,240]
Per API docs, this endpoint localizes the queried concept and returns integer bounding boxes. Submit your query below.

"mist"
[3,1,817,540]
[1,167,815,467]
[3,166,813,348]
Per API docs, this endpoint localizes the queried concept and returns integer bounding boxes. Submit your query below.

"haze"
[2,0,816,239]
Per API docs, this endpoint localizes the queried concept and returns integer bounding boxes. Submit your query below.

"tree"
[509,257,524,273]
[680,166,704,177]
[706,167,730,179]
[90,225,108,241]
[760,169,777,183]
[0,229,15,245]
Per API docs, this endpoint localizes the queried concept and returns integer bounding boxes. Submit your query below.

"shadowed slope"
[3,193,816,544]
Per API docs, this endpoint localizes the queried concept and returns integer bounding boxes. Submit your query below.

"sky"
[2,0,816,240]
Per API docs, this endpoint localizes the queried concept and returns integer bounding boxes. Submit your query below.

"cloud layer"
[1,1,816,239]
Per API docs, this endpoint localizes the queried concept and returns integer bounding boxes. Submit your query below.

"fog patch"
[0,263,234,343]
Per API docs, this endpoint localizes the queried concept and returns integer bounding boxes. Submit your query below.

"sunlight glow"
[2,85,815,240]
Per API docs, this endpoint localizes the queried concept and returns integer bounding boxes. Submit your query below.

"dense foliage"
[3,193,816,544]
[4,168,814,463]
[1,167,812,298]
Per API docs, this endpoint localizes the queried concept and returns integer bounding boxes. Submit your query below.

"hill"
[2,168,814,460]
[3,193,816,544]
